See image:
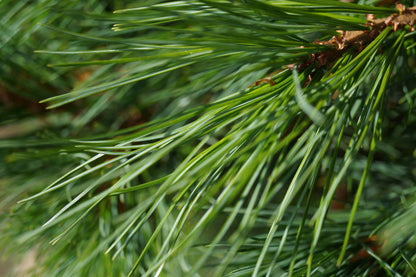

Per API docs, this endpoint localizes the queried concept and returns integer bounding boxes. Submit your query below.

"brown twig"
[300,4,416,70]
[250,3,416,88]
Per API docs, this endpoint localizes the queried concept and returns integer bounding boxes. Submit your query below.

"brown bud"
[396,3,406,14]
[366,14,375,22]
[393,21,400,31]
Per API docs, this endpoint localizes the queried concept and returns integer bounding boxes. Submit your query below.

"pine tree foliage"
[1,0,416,276]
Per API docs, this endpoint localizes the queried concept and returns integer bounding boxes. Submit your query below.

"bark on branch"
[251,4,416,87]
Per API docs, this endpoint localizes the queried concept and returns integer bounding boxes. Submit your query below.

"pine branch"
[2,1,416,276]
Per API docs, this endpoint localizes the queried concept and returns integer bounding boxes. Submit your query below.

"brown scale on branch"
[250,3,416,88]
